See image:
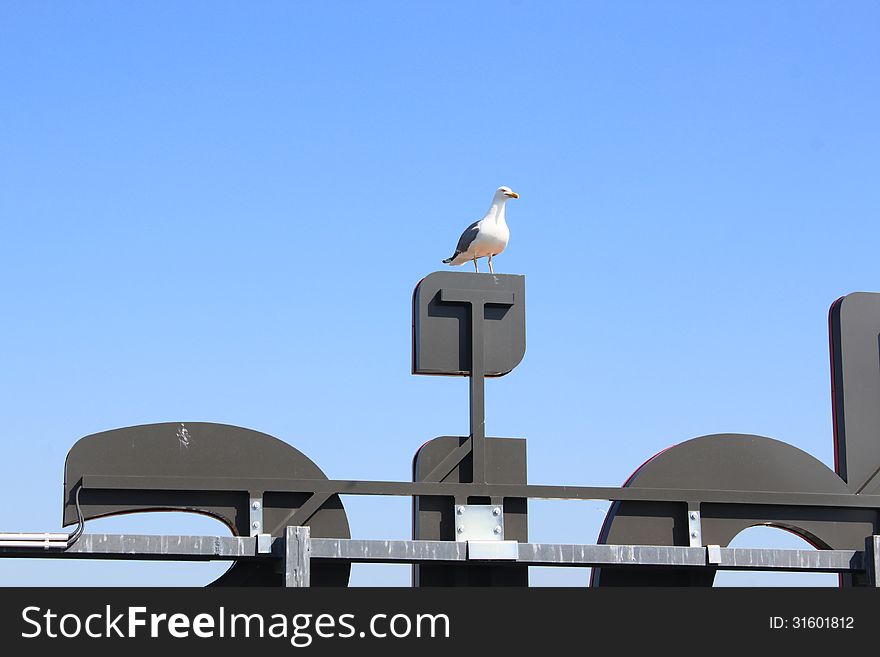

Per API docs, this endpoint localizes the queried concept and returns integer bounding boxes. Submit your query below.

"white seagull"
[442,186,519,274]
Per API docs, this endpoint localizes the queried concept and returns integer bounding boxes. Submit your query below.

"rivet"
[456,506,465,515]
[493,507,501,516]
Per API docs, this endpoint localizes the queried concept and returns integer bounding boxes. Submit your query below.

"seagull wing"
[444,220,481,262]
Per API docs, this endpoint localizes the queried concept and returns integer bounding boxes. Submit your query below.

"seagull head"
[495,186,520,201]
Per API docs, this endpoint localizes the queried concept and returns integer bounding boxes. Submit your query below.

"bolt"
[689,512,697,520]
[252,501,261,510]
[493,507,501,516]
[456,506,465,515]
[691,531,698,538]
[252,521,260,530]
[457,526,464,534]
[494,526,502,535]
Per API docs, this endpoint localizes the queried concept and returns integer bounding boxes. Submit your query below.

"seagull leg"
[473,256,479,273]
[488,255,494,274]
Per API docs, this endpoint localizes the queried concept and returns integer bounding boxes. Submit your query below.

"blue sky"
[1,1,877,586]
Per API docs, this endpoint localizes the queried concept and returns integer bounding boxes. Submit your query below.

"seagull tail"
[442,255,456,265]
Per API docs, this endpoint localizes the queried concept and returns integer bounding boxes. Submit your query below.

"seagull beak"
[504,191,520,199]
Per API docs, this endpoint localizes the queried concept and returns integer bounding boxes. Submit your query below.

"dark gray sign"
[412,271,525,376]
[20,280,880,587]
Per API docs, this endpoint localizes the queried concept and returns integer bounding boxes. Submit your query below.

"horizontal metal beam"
[309,538,467,563]
[307,539,711,567]
[518,543,709,568]
[0,533,866,574]
[307,538,863,572]
[0,533,264,560]
[712,547,863,573]
[80,474,880,509]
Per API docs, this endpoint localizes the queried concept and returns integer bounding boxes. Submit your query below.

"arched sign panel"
[593,292,880,587]
[63,422,351,586]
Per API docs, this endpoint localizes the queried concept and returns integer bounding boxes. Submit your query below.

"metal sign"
[3,272,880,587]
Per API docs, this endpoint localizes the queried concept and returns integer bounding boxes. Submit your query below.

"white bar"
[0,533,69,541]
[468,540,518,560]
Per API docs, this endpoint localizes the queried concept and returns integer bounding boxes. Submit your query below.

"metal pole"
[439,288,515,484]
[469,299,486,483]
[285,526,311,587]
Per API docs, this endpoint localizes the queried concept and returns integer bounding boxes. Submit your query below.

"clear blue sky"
[1,1,877,586]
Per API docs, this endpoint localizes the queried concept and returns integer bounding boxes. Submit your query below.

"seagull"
[442,186,519,274]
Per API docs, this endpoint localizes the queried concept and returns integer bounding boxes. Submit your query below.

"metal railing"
[2,528,877,587]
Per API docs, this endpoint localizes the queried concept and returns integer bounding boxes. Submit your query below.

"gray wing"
[449,220,481,258]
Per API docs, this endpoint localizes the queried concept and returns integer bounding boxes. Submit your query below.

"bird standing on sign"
[442,186,519,274]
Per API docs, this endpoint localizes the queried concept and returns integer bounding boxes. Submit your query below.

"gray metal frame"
[1,528,873,585]
[75,473,880,509]
[4,275,880,587]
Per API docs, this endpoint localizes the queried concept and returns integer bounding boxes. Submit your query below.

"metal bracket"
[707,544,722,565]
[467,540,518,560]
[249,496,263,537]
[455,504,504,542]
[687,507,702,547]
[256,533,273,555]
